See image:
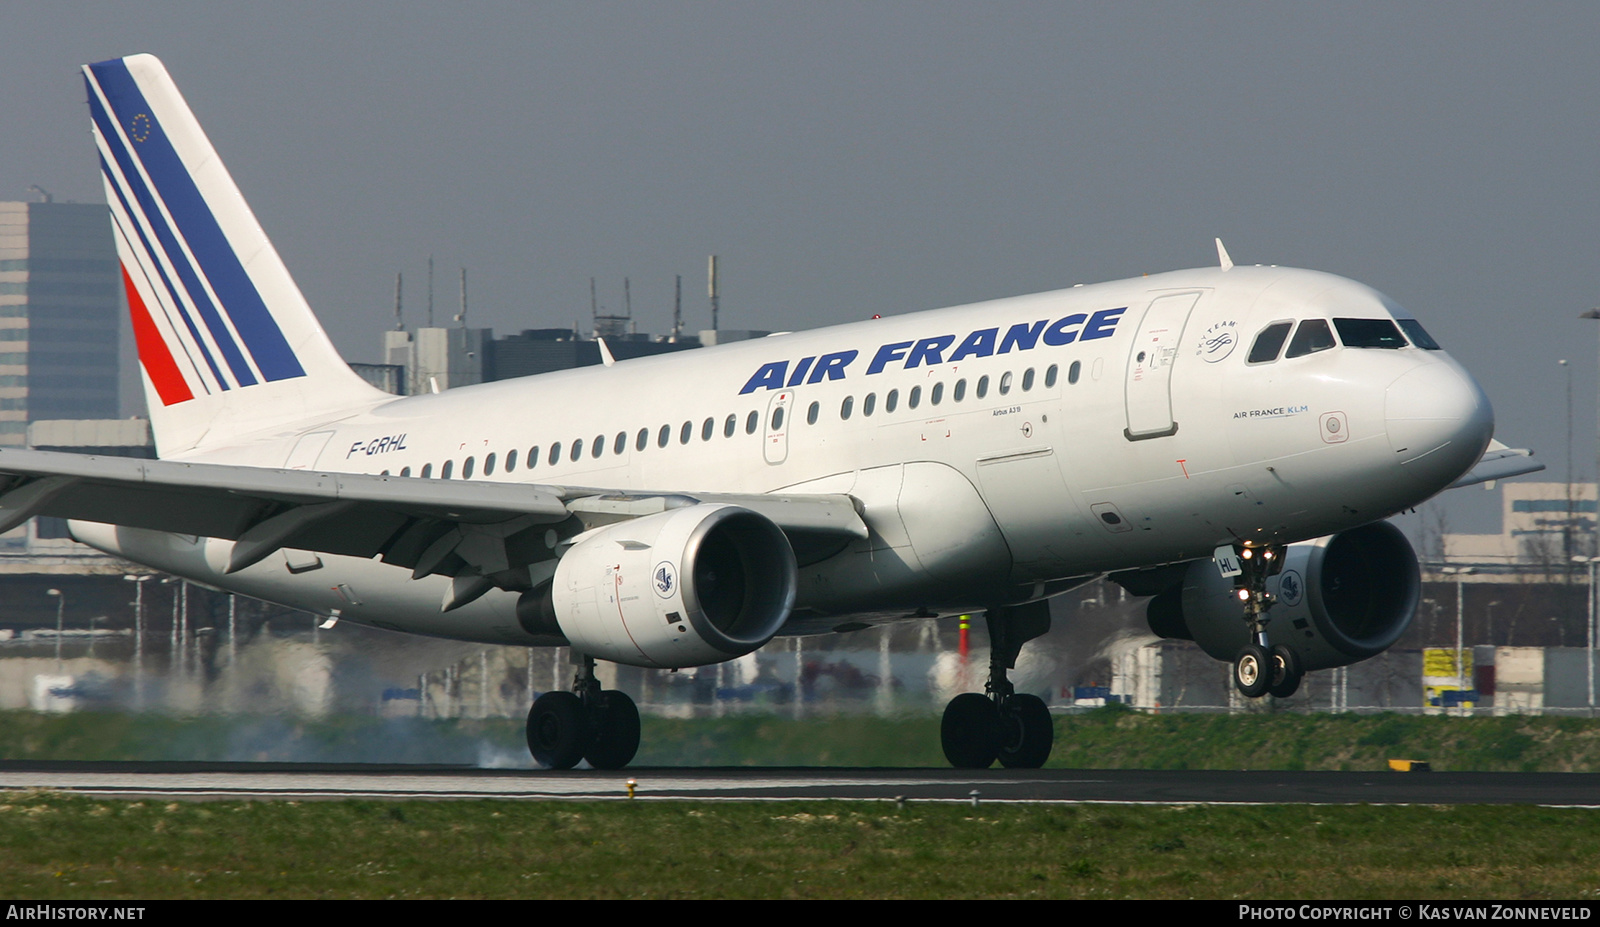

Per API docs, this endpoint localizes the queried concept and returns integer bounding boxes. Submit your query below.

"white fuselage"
[75,264,1491,646]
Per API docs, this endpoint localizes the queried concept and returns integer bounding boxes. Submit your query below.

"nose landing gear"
[1227,544,1303,699]
[526,655,642,770]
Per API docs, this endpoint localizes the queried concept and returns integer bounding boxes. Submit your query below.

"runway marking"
[3,767,1592,806]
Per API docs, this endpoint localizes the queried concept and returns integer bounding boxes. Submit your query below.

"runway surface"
[0,761,1596,805]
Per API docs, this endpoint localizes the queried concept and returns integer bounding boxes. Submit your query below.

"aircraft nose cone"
[1385,363,1494,489]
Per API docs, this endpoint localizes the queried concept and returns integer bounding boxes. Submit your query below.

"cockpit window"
[1284,319,1337,359]
[1334,318,1407,349]
[1247,321,1294,364]
[1396,318,1441,350]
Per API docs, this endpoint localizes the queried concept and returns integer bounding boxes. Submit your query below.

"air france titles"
[739,308,1126,395]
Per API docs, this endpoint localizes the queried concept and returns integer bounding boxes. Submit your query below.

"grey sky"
[2,2,1595,532]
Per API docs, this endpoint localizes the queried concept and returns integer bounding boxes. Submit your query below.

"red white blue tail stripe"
[84,57,306,405]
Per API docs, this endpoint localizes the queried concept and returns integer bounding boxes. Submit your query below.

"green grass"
[3,707,1600,771]
[1043,706,1600,773]
[0,795,1595,899]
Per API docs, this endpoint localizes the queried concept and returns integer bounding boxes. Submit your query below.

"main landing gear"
[526,655,641,770]
[1228,544,1303,700]
[940,602,1055,769]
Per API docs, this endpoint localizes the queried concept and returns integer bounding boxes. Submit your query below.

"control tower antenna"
[456,267,467,327]
[671,274,683,342]
[708,254,719,332]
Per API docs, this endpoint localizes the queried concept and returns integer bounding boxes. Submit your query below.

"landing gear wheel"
[527,691,591,769]
[1268,645,1303,699]
[585,690,641,770]
[997,694,1053,769]
[1234,643,1272,698]
[941,692,1001,769]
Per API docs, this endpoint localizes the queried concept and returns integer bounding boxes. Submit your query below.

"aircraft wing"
[0,447,866,584]
[1447,439,1544,489]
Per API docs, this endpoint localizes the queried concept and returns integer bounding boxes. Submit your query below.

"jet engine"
[1145,521,1419,672]
[518,503,797,669]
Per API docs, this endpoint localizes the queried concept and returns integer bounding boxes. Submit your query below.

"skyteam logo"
[1278,569,1304,607]
[653,561,677,598]
[1196,320,1239,363]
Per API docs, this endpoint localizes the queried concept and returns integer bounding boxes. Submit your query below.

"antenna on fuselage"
[1215,238,1235,271]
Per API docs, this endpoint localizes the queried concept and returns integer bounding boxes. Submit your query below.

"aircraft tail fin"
[82,55,385,457]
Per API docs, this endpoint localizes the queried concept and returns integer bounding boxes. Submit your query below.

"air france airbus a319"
[1,55,1539,769]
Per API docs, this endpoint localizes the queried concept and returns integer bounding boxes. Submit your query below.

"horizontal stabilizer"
[1447,439,1544,489]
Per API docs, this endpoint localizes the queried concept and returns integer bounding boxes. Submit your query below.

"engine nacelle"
[1146,521,1419,672]
[525,503,796,669]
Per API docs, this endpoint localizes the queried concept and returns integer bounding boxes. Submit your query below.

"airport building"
[0,200,121,443]
[372,324,715,395]
[1441,481,1598,572]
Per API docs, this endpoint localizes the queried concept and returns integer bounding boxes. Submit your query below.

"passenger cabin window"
[614,432,627,455]
[1397,319,1441,350]
[931,382,944,405]
[953,379,966,402]
[506,449,518,472]
[999,372,1012,395]
[909,386,922,409]
[527,447,539,469]
[679,421,692,444]
[420,463,432,479]
[1247,321,1294,364]
[1285,319,1337,359]
[807,401,819,425]
[400,466,412,477]
[701,418,714,441]
[1068,360,1081,384]
[658,425,671,448]
[462,456,475,479]
[636,428,649,451]
[771,406,785,430]
[484,452,496,476]
[840,396,853,420]
[1022,368,1035,391]
[549,443,562,466]
[745,411,759,434]
[976,376,989,399]
[1334,318,1407,349]
[570,439,584,462]
[593,435,605,458]
[886,389,899,412]
[863,393,876,416]
[441,460,454,479]
[723,414,736,438]
[1045,364,1058,388]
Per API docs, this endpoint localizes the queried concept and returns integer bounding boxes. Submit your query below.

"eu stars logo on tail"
[83,54,384,456]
